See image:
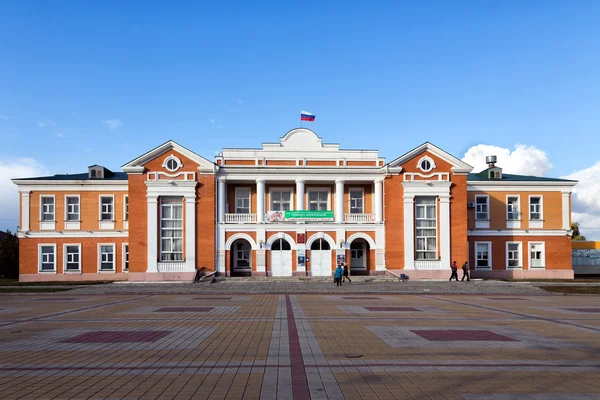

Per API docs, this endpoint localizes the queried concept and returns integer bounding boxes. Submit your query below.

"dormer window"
[488,169,502,179]
[88,166,104,179]
[417,156,435,173]
[162,155,182,172]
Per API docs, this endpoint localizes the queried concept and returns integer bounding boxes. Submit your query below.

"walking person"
[461,261,470,282]
[343,263,351,283]
[334,264,344,286]
[449,261,459,281]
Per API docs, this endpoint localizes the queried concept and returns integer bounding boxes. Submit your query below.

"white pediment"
[388,142,473,174]
[262,128,340,152]
[121,140,215,174]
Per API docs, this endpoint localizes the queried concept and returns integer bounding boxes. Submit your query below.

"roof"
[387,142,473,173]
[468,169,577,183]
[15,172,128,181]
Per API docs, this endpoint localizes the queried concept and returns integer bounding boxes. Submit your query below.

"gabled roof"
[388,142,473,173]
[121,140,215,173]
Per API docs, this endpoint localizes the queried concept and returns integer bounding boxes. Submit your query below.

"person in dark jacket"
[334,265,344,286]
[343,263,351,282]
[461,261,470,281]
[449,261,459,281]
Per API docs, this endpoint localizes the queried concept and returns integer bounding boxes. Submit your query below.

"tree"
[0,230,19,279]
[571,222,587,241]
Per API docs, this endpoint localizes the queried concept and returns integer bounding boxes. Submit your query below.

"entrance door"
[350,240,366,270]
[310,239,332,276]
[233,239,251,273]
[270,238,292,277]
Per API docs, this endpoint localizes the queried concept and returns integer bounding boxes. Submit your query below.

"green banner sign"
[284,210,333,221]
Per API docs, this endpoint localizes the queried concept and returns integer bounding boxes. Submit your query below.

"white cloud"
[56,132,66,138]
[37,119,55,128]
[103,119,123,131]
[462,144,552,176]
[209,118,215,124]
[236,98,244,105]
[0,157,49,232]
[563,161,600,240]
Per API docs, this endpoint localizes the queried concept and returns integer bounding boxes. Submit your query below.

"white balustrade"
[157,262,186,272]
[345,213,376,223]
[225,213,257,224]
[414,260,442,270]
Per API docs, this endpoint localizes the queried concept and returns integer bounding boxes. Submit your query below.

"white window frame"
[122,243,129,272]
[269,187,294,212]
[529,195,543,229]
[348,188,364,214]
[506,241,523,269]
[528,241,545,269]
[40,195,55,222]
[124,195,129,221]
[98,243,116,272]
[474,241,492,270]
[235,187,252,214]
[99,195,115,221]
[474,195,489,229]
[38,244,57,273]
[506,195,521,229]
[415,197,438,260]
[64,195,80,221]
[417,155,436,173]
[162,154,183,172]
[160,197,184,262]
[63,243,82,273]
[307,188,330,211]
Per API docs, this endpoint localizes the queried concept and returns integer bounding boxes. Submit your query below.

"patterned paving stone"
[410,329,517,341]
[365,306,421,312]
[562,308,600,313]
[62,330,172,343]
[154,307,213,312]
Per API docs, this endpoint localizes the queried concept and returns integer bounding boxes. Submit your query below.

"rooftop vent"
[486,155,497,168]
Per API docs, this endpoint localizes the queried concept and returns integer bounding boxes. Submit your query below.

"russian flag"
[300,110,315,122]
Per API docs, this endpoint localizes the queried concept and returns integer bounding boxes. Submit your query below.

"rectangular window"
[235,188,251,214]
[415,197,437,260]
[123,244,129,271]
[475,195,489,220]
[65,245,81,271]
[308,189,329,211]
[100,244,115,271]
[40,245,56,271]
[270,189,292,211]
[66,196,80,221]
[349,189,364,214]
[100,196,114,221]
[161,197,183,261]
[124,195,129,221]
[530,242,545,268]
[507,196,520,220]
[475,242,491,269]
[507,242,521,268]
[41,196,55,221]
[530,196,542,221]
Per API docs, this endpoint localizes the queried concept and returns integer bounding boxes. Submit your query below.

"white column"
[257,179,265,223]
[185,196,196,272]
[335,180,344,223]
[374,179,383,223]
[147,195,158,273]
[21,192,30,231]
[562,191,571,230]
[403,194,415,269]
[217,178,226,223]
[439,195,451,269]
[295,180,305,210]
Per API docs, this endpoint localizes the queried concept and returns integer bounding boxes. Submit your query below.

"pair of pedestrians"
[334,263,351,286]
[450,261,470,282]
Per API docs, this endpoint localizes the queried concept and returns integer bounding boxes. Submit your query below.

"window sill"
[39,270,57,274]
[506,266,523,269]
[64,270,82,274]
[98,270,116,274]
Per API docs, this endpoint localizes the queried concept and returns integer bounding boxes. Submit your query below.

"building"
[572,241,600,276]
[12,128,577,281]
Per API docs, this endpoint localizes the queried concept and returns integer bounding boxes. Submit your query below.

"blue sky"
[1,1,600,235]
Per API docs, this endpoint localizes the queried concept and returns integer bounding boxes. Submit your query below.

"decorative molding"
[388,142,473,173]
[305,232,336,249]
[225,233,258,250]
[22,231,129,238]
[346,232,376,249]
[121,140,215,172]
[468,229,570,237]
[266,232,297,250]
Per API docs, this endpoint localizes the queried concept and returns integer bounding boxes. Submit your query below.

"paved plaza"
[1,285,599,399]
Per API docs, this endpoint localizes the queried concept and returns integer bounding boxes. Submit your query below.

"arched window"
[162,155,183,172]
[311,239,330,251]
[271,238,291,251]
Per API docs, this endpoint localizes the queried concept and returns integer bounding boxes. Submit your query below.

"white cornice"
[467,182,576,192]
[468,229,570,237]
[18,231,129,239]
[15,183,127,192]
[388,142,473,172]
[218,171,387,181]
[122,166,144,174]
[121,140,215,172]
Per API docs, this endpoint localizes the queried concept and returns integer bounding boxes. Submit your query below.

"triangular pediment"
[388,142,473,173]
[121,140,215,174]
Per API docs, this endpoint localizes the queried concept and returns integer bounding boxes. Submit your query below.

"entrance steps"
[225,275,399,283]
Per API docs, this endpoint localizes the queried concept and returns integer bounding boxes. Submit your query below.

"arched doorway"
[350,238,370,275]
[230,239,252,277]
[270,238,292,277]
[310,239,331,276]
